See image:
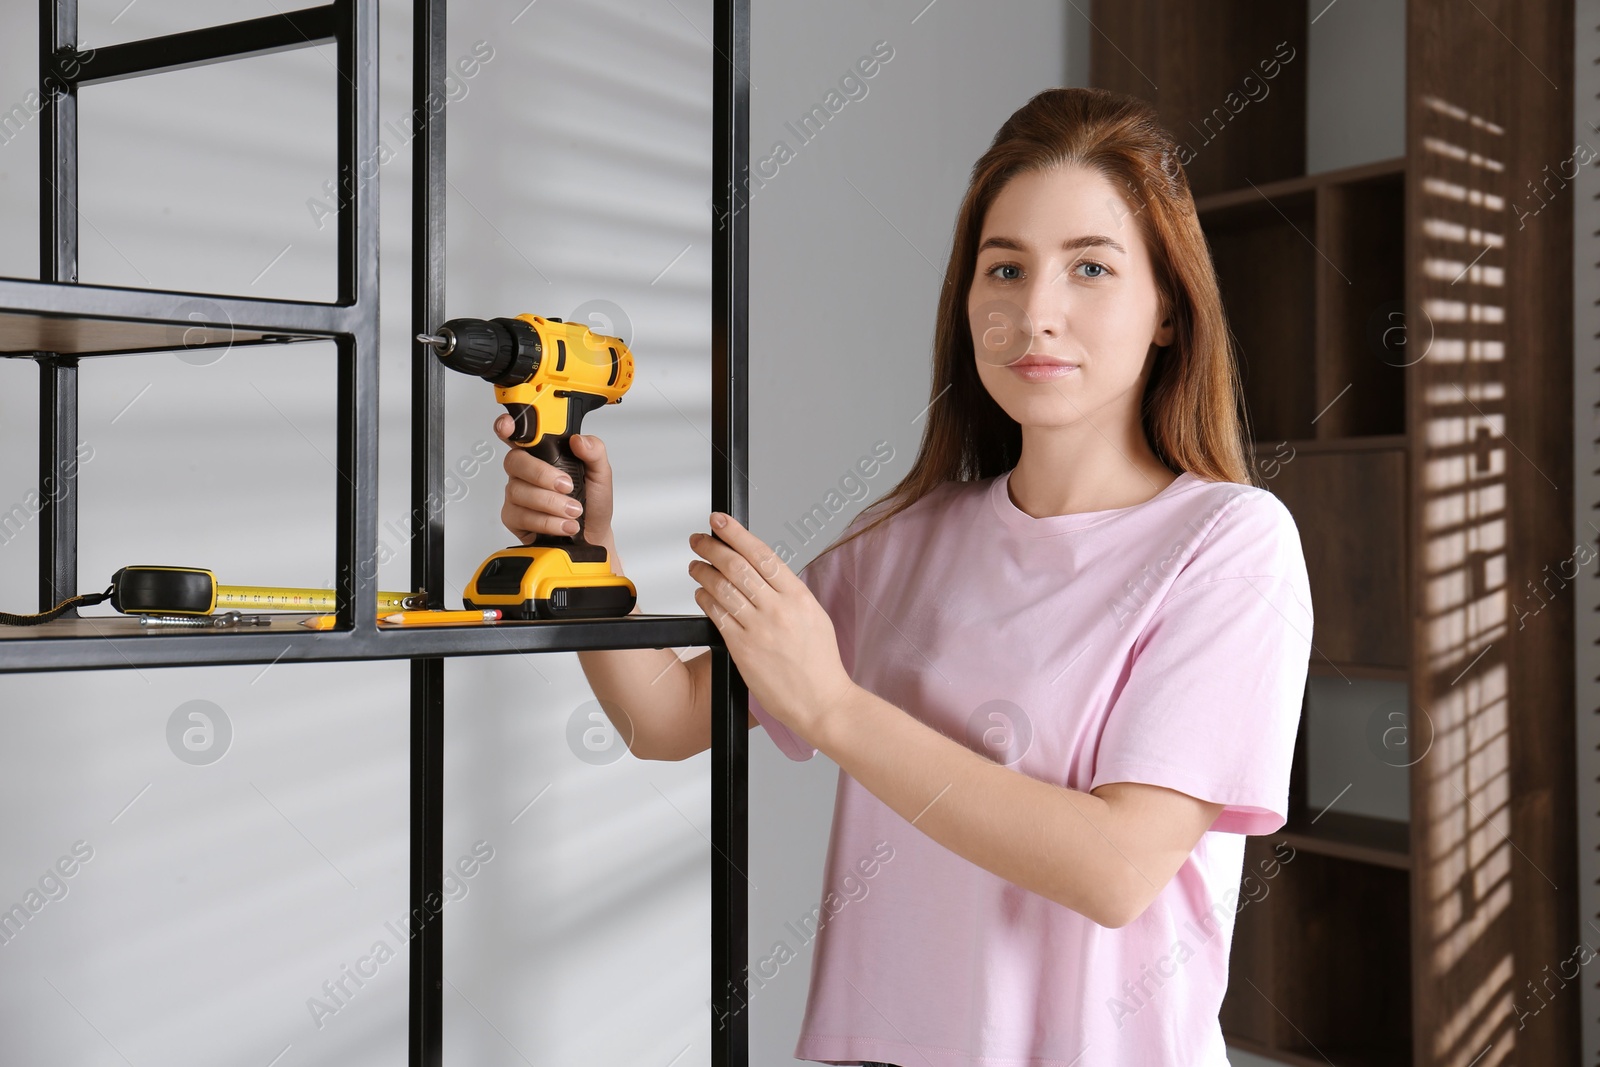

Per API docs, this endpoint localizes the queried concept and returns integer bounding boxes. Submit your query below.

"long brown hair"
[813,86,1254,568]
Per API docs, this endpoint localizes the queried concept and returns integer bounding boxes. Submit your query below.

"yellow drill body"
[419,313,638,620]
[494,313,634,447]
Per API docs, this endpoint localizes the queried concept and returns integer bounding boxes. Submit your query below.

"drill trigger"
[506,402,537,445]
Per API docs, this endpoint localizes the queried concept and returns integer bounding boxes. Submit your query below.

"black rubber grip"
[520,392,611,563]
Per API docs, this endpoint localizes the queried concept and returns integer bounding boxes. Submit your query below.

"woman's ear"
[1154,312,1174,349]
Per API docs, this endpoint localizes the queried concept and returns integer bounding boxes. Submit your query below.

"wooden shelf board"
[0,611,723,672]
[1308,660,1409,683]
[0,612,415,640]
[0,611,704,641]
[1251,434,1408,454]
[0,309,306,358]
[1195,156,1407,215]
[1268,810,1411,870]
[1225,1033,1410,1067]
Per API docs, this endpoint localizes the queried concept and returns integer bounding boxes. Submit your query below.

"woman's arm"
[815,688,1223,928]
[574,534,760,760]
[677,510,1221,923]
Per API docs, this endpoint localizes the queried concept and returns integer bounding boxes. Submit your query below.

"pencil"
[380,609,503,626]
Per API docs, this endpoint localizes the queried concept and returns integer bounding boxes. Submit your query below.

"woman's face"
[968,163,1173,433]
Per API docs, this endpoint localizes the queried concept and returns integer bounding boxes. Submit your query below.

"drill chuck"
[418,308,632,508]
[417,317,541,387]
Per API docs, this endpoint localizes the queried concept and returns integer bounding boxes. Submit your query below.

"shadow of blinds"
[1415,91,1519,1067]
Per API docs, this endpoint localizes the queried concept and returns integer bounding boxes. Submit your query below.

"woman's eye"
[984,261,1109,281]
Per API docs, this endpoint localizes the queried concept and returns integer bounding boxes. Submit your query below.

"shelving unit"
[0,2,754,1065]
[1093,1,1578,1064]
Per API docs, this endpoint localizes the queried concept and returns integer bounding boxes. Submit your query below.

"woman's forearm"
[814,686,1154,927]
[574,532,695,761]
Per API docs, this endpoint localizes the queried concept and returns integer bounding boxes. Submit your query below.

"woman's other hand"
[688,513,855,742]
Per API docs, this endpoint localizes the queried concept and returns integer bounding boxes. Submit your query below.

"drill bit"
[138,610,274,629]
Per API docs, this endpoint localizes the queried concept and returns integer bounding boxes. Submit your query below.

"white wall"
[1306,0,1405,173]
[0,1,1071,1065]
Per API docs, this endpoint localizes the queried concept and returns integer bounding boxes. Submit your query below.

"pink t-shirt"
[748,468,1313,1067]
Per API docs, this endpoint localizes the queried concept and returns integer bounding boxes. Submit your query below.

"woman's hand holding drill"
[495,414,615,547]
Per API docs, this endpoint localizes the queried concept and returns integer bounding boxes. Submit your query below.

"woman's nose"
[1021,281,1061,340]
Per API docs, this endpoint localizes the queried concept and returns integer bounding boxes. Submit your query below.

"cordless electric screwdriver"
[417,314,637,620]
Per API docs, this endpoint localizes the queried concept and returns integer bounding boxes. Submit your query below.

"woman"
[497,86,1313,1067]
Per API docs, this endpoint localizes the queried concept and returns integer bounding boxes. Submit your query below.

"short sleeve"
[1089,493,1314,835]
[748,534,858,762]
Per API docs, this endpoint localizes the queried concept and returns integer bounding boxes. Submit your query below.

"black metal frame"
[2,0,751,1064]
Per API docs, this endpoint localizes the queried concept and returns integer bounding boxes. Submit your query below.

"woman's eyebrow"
[977,234,1127,255]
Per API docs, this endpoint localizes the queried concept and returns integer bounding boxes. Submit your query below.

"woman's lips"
[1008,359,1079,380]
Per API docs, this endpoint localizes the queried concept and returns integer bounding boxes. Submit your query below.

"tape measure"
[107,567,422,614]
[0,566,423,626]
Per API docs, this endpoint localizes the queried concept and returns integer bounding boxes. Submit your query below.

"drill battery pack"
[464,545,636,620]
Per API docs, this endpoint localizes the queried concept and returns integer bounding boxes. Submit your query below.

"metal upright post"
[710,0,752,1063]
[38,0,79,614]
[409,0,448,1062]
[332,0,381,635]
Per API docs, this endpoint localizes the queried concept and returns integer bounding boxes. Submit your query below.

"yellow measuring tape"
[214,586,420,612]
[1,568,428,626]
[102,567,424,616]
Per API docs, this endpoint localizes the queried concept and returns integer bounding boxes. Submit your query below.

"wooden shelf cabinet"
[1263,443,1408,670]
[1198,159,1408,443]
[1203,186,1318,442]
[1092,1,1579,1064]
[1222,843,1413,1066]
